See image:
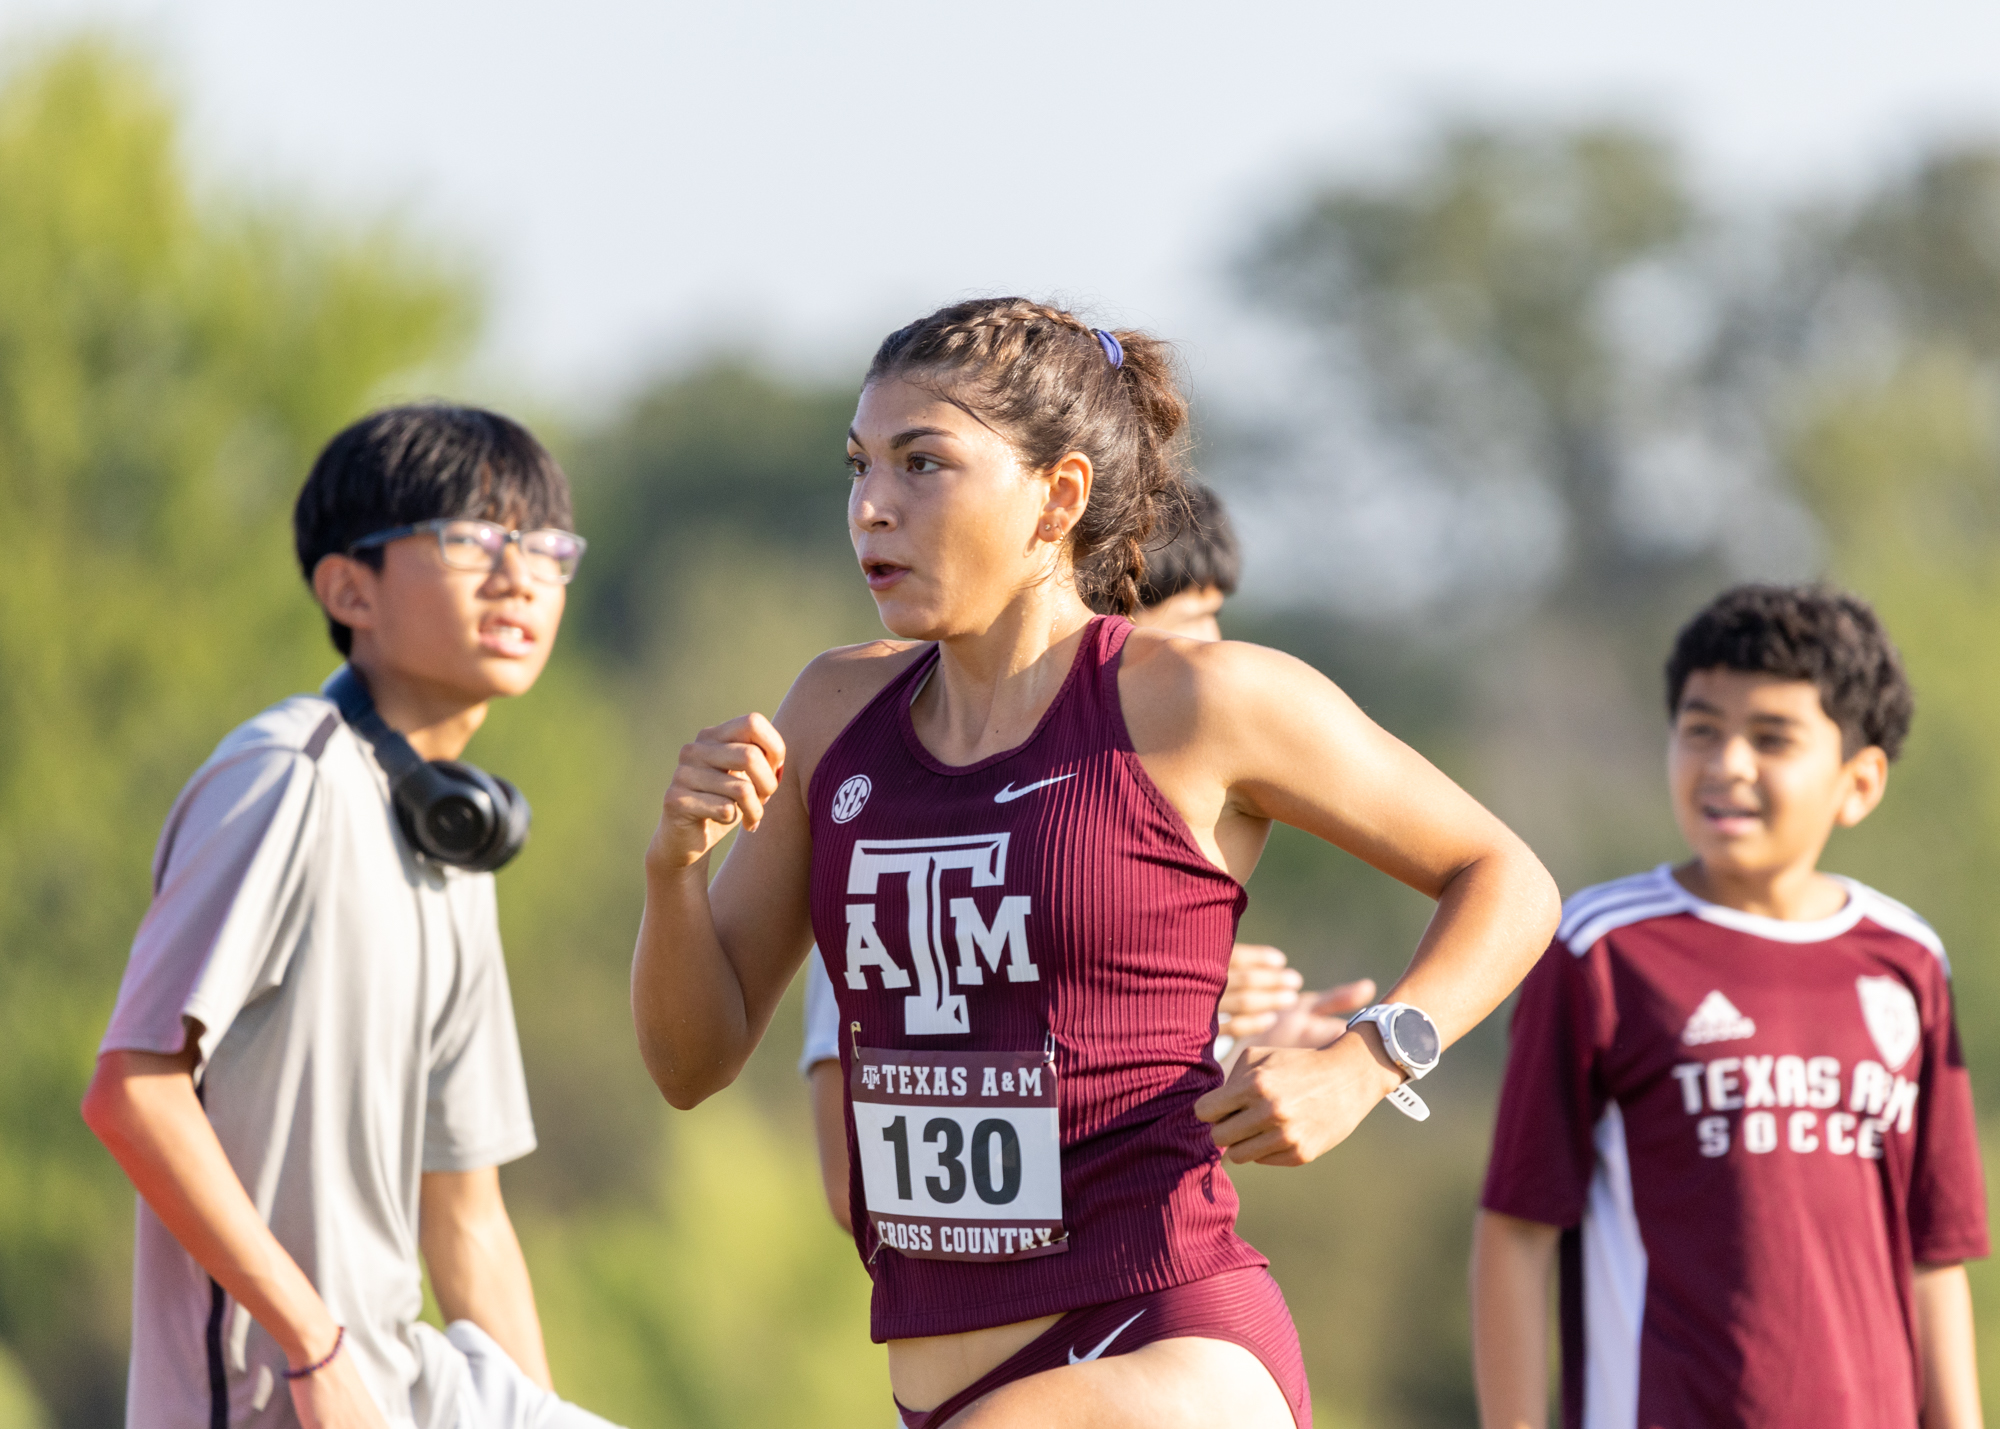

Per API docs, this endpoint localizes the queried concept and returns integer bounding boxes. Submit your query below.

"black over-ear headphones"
[326,666,531,873]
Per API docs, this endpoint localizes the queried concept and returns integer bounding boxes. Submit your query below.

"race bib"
[851,1045,1066,1262]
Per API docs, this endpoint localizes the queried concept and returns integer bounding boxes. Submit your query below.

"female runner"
[631,298,1560,1428]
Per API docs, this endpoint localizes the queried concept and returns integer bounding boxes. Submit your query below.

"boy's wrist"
[267,1289,342,1369]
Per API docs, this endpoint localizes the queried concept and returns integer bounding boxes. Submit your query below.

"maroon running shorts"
[893,1265,1311,1429]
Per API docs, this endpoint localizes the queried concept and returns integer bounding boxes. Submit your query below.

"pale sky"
[6,0,1998,407]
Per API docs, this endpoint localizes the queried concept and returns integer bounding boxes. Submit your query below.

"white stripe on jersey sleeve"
[1559,867,1695,957]
[1836,878,1951,973]
[1557,867,1951,971]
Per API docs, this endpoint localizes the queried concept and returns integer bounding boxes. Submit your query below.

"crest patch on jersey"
[1681,989,1757,1046]
[1856,975,1920,1072]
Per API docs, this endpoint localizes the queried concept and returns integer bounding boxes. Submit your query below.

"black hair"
[293,404,573,655]
[1135,482,1240,607]
[1664,583,1914,761]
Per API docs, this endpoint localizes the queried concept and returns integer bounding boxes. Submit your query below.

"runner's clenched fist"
[648,713,785,871]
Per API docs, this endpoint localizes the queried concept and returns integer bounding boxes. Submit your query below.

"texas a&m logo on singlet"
[838,833,1066,1261]
[840,833,1038,1037]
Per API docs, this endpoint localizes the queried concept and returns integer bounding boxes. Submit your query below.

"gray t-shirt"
[101,684,537,1429]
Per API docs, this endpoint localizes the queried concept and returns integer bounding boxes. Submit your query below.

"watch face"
[1390,1007,1441,1067]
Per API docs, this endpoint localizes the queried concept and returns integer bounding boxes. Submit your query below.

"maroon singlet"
[808,615,1268,1342]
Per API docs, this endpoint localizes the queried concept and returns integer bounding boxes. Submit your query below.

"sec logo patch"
[831,774,872,824]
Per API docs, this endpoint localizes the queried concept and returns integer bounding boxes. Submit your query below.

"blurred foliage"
[1239,122,2000,1420]
[521,1095,881,1427]
[1245,126,1694,597]
[11,34,2000,1429]
[0,1345,48,1429]
[560,362,859,661]
[0,38,471,1424]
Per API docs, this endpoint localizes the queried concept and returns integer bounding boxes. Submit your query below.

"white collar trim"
[1653,864,1867,945]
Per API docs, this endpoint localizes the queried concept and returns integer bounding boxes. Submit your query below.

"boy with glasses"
[83,406,622,1429]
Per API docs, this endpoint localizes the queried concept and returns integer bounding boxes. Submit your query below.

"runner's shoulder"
[1120,626,1344,726]
[775,640,928,751]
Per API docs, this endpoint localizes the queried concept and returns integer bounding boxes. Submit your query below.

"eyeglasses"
[347,519,588,586]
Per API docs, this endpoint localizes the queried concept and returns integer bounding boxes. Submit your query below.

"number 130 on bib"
[851,1046,1067,1263]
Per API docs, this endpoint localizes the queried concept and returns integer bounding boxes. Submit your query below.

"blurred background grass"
[9,33,2000,1427]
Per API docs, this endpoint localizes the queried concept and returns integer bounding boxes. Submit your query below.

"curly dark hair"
[1664,583,1914,761]
[866,297,1191,617]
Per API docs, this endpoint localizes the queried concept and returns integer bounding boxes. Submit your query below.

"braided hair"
[865,297,1192,616]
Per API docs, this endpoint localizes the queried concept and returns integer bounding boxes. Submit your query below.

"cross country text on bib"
[851,1045,1066,1263]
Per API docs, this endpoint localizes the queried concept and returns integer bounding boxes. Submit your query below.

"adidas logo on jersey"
[1681,990,1757,1046]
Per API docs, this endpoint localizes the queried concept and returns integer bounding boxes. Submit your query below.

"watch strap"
[1385,1082,1430,1121]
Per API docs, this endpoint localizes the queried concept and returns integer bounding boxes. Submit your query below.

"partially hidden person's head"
[1126,482,1240,641]
[294,404,581,704]
[850,297,1191,639]
[1664,583,1912,884]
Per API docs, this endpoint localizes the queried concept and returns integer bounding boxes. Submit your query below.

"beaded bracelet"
[283,1326,345,1381]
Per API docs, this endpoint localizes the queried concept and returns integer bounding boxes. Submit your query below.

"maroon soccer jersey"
[807,616,1267,1342]
[1482,866,1988,1429]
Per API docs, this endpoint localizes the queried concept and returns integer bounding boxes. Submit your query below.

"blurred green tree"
[1243,125,1694,601]
[0,37,893,1427]
[1232,122,2000,1423]
[0,36,471,1420]
[563,360,862,662]
[1781,146,2000,1385]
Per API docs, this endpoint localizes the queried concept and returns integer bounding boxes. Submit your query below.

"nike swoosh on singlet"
[1068,1310,1146,1365]
[993,774,1078,804]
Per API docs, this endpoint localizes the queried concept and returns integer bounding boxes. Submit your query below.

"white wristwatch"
[1346,1003,1442,1123]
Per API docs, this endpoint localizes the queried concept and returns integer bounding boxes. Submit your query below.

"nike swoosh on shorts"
[1068,1310,1147,1365]
[993,774,1078,804]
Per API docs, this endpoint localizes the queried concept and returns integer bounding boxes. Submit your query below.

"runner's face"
[342,526,564,704]
[1668,670,1882,882]
[847,378,1076,638]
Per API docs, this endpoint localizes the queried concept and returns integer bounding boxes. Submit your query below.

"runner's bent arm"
[420,1167,552,1390]
[1469,1209,1558,1429]
[82,1040,388,1429]
[632,644,915,1108]
[1125,636,1560,1163]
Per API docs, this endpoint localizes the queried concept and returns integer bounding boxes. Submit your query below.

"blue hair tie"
[1092,328,1124,369]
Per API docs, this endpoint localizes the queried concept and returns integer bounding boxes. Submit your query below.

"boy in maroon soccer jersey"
[1472,584,1987,1429]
